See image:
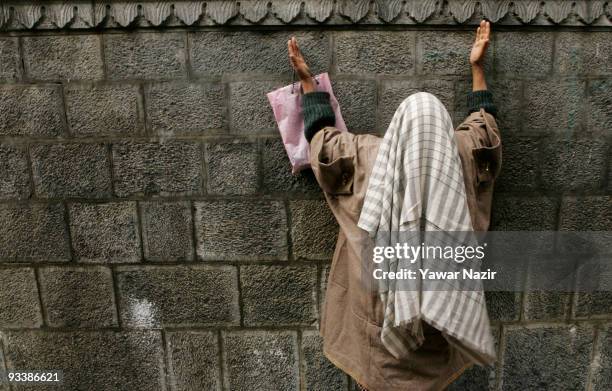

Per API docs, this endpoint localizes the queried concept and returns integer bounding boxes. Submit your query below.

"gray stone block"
[523,292,571,321]
[0,38,21,81]
[418,31,478,76]
[587,79,611,132]
[0,268,42,328]
[38,266,117,328]
[205,141,259,195]
[0,144,30,200]
[302,331,348,391]
[194,200,288,261]
[0,203,70,262]
[2,331,165,391]
[240,265,317,326]
[260,138,320,195]
[379,79,454,131]
[166,331,221,391]
[190,31,329,76]
[592,325,612,391]
[335,31,415,75]
[230,80,284,133]
[540,135,606,191]
[65,83,143,136]
[574,292,612,319]
[494,133,540,192]
[523,80,585,131]
[116,265,239,328]
[559,196,611,231]
[491,195,558,231]
[22,35,103,81]
[494,32,554,75]
[555,32,612,75]
[290,200,337,260]
[449,364,496,391]
[485,291,520,322]
[0,85,64,136]
[30,143,111,198]
[112,141,202,197]
[332,79,377,133]
[105,32,186,80]
[140,201,194,262]
[223,331,298,391]
[501,325,593,390]
[146,81,225,135]
[69,202,141,263]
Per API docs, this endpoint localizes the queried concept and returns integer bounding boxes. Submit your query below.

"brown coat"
[310,109,502,391]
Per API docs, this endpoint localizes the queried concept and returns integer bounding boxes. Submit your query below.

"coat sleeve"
[308,127,356,195]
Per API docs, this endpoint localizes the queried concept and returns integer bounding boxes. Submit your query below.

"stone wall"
[0,1,610,390]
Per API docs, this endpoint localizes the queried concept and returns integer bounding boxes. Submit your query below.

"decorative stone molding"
[0,0,610,30]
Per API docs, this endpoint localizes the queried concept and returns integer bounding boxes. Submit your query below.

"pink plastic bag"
[267,73,348,174]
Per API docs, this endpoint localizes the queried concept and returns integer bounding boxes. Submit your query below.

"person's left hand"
[287,36,312,80]
[470,20,491,67]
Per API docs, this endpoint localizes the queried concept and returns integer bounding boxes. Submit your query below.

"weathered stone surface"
[112,141,202,197]
[166,331,221,391]
[575,292,612,319]
[540,135,607,191]
[0,144,30,200]
[290,200,337,260]
[555,32,612,75]
[449,364,496,391]
[105,32,186,79]
[332,79,377,132]
[336,31,415,75]
[491,195,558,231]
[523,80,585,131]
[65,84,143,136]
[418,31,478,76]
[494,133,540,192]
[379,79,454,130]
[195,200,288,261]
[0,38,21,81]
[485,291,521,322]
[0,203,70,262]
[140,201,194,262]
[0,86,64,136]
[38,266,117,328]
[116,265,239,327]
[587,79,612,132]
[523,292,571,321]
[501,325,593,390]
[223,331,298,391]
[69,202,141,263]
[592,325,612,391]
[302,331,348,391]
[30,143,111,198]
[2,331,165,391]
[190,31,329,76]
[205,141,259,195]
[230,80,283,133]
[240,265,317,326]
[146,82,225,135]
[495,32,554,75]
[559,196,612,231]
[22,35,103,80]
[261,138,320,194]
[0,268,42,328]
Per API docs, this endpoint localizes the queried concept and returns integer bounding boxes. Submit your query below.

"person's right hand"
[469,20,491,67]
[288,37,312,80]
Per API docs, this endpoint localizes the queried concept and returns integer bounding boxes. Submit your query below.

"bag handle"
[291,68,320,95]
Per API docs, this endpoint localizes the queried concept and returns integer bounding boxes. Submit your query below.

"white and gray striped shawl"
[358,92,496,365]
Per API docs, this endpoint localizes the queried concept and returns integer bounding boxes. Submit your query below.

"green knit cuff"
[302,91,336,142]
[467,90,497,117]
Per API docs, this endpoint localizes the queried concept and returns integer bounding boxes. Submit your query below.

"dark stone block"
[260,138,320,195]
[523,292,571,321]
[223,331,298,391]
[523,80,585,131]
[555,32,612,75]
[592,325,612,391]
[69,202,141,263]
[289,200,338,260]
[140,201,194,262]
[302,331,348,391]
[205,141,259,195]
[65,84,143,136]
[230,80,284,133]
[587,79,612,133]
[0,38,21,81]
[240,265,317,326]
[2,331,165,391]
[30,143,111,198]
[559,196,611,231]
[491,195,558,231]
[418,31,479,76]
[0,86,64,136]
[494,133,541,192]
[112,141,202,197]
[0,268,42,328]
[0,144,30,200]
[485,291,520,322]
[332,79,377,133]
[116,265,239,327]
[166,331,221,391]
[194,200,288,261]
[0,203,70,262]
[575,292,612,319]
[38,266,117,328]
[494,32,554,76]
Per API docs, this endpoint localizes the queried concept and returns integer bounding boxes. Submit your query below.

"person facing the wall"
[288,21,502,391]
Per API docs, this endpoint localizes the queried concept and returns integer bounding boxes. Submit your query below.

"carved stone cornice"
[0,1,610,30]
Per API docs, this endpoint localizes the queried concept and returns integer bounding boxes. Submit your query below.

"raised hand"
[470,20,491,67]
[287,36,315,92]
